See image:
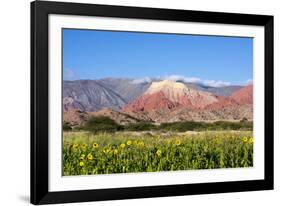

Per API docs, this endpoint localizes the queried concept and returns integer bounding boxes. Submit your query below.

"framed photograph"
[31,0,274,204]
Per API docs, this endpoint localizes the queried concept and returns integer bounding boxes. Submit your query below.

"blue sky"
[63,29,253,87]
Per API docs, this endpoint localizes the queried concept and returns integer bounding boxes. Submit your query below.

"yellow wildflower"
[80,154,85,160]
[72,143,79,149]
[87,153,93,160]
[103,149,110,154]
[156,149,162,157]
[114,149,118,154]
[81,143,87,151]
[138,141,145,147]
[120,143,126,149]
[127,140,132,146]
[242,137,248,143]
[92,143,99,149]
[175,139,181,146]
[79,161,84,167]
[249,137,254,143]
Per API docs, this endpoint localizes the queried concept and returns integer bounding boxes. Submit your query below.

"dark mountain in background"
[97,78,150,102]
[200,85,243,96]
[63,80,127,111]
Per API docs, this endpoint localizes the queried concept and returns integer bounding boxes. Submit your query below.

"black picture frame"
[31,0,274,204]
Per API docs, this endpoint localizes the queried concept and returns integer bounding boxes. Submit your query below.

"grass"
[63,131,253,176]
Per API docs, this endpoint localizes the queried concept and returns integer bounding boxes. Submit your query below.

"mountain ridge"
[122,80,253,123]
[63,78,251,123]
[63,78,243,112]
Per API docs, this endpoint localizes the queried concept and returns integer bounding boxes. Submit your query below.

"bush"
[63,122,72,131]
[159,121,205,132]
[124,122,156,131]
[240,117,248,122]
[82,116,123,133]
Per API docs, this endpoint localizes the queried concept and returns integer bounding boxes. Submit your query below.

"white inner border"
[49,14,265,192]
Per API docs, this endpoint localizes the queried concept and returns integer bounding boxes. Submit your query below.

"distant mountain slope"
[175,81,242,96]
[97,78,150,102]
[201,85,243,96]
[63,80,127,111]
[63,78,243,113]
[231,85,253,105]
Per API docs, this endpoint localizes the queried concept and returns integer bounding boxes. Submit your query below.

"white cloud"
[64,68,77,80]
[201,79,231,87]
[131,77,152,84]
[130,74,232,87]
[164,75,201,83]
[163,75,231,87]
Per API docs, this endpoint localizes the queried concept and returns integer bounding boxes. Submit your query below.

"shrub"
[240,117,248,122]
[159,121,205,132]
[63,122,72,131]
[124,122,156,131]
[82,116,123,133]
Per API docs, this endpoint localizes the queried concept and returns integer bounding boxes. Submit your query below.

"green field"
[63,131,253,176]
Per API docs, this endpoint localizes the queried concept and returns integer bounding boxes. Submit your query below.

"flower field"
[63,131,253,176]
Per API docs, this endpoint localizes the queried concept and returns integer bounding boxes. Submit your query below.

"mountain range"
[63,78,252,125]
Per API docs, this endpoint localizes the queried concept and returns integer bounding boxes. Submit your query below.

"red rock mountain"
[123,80,221,112]
[230,84,253,105]
[123,91,178,112]
[122,81,253,122]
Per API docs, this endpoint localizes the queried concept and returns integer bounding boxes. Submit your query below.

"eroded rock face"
[122,80,253,123]
[231,84,253,105]
[123,80,244,111]
[123,80,219,112]
[123,91,178,112]
[63,80,127,112]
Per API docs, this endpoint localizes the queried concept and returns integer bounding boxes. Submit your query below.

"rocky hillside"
[64,108,140,126]
[63,78,251,123]
[63,80,127,111]
[63,109,90,126]
[89,108,140,125]
[122,80,253,123]
[123,80,219,112]
[63,78,242,112]
[231,85,253,105]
